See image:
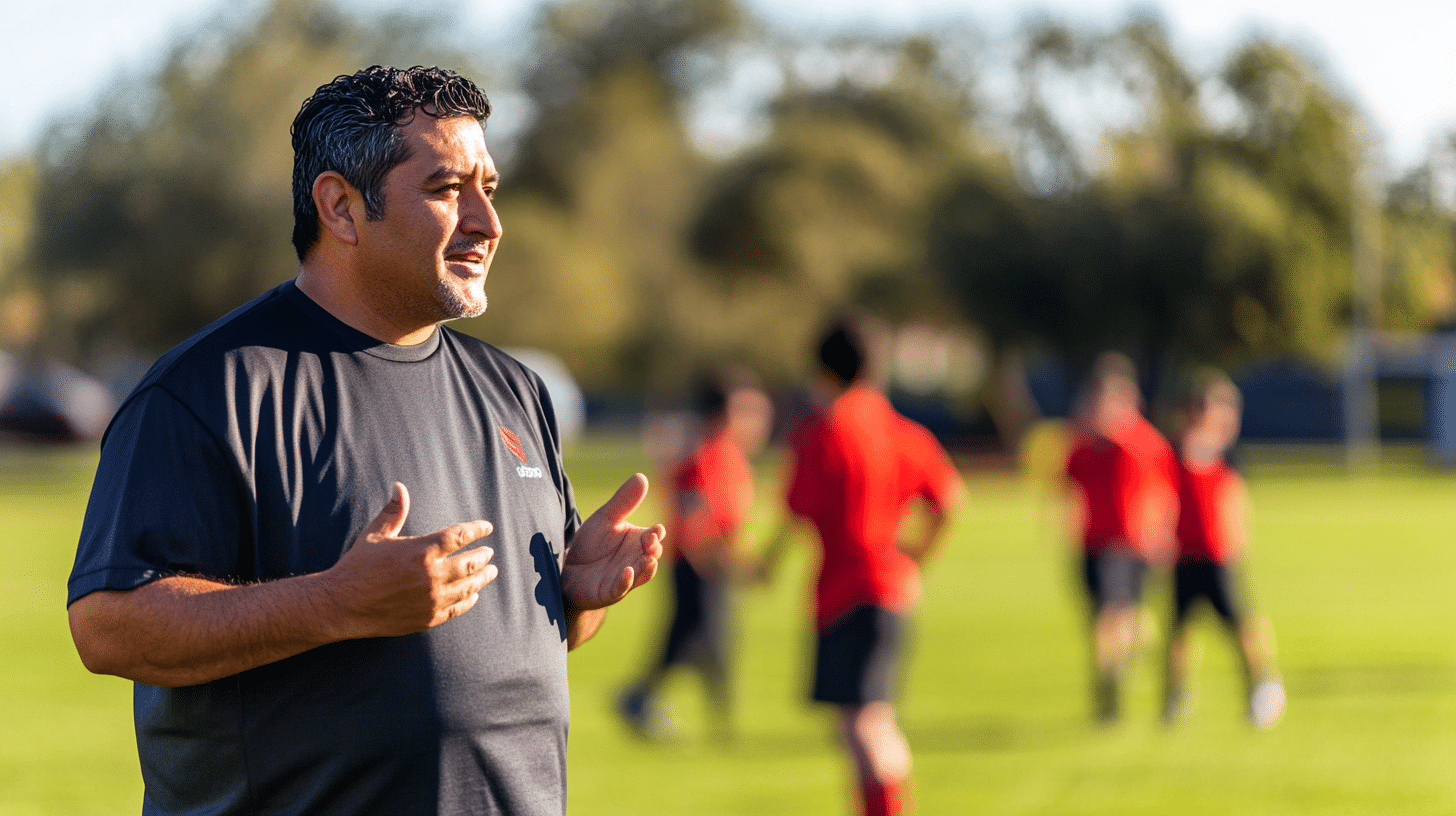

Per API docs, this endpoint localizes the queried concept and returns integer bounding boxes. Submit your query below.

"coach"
[66,65,663,815]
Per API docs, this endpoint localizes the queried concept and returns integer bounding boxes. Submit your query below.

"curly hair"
[290,65,492,261]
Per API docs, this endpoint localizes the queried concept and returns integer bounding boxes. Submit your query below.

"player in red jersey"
[1163,369,1284,727]
[1064,352,1178,723]
[619,371,772,740]
[761,317,962,816]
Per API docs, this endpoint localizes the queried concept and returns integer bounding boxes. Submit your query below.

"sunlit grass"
[5,439,1454,814]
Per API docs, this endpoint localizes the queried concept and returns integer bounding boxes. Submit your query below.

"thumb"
[366,482,410,538]
[597,473,649,527]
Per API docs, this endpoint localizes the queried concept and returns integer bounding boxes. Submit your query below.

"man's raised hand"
[561,473,665,610]
[322,482,497,639]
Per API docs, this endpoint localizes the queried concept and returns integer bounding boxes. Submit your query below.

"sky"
[8,0,1456,173]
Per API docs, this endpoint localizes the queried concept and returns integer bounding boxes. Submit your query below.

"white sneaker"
[1249,679,1286,729]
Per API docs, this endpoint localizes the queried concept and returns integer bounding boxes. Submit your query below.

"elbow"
[68,599,126,677]
[68,591,154,681]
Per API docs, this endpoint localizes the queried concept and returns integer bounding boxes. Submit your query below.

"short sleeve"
[1133,422,1178,498]
[525,365,581,546]
[68,386,249,605]
[896,417,962,510]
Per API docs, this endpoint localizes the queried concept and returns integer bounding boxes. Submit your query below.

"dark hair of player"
[818,318,869,386]
[690,372,730,420]
[290,65,493,261]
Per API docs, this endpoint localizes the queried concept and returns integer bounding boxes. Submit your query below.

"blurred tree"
[0,160,42,347]
[28,0,479,362]
[460,0,745,391]
[25,0,1454,410]
[687,32,990,383]
[1206,38,1361,359]
[1381,138,1456,331]
[928,20,1410,391]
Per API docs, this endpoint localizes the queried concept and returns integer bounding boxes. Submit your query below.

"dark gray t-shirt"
[69,280,581,815]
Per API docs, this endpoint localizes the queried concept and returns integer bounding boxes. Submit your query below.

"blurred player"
[761,317,962,816]
[619,371,773,740]
[1163,369,1284,727]
[1064,352,1177,723]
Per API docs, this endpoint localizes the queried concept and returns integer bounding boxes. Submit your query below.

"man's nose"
[462,190,502,240]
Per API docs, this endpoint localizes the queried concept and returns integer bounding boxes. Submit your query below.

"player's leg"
[1086,550,1146,722]
[1240,619,1285,728]
[838,702,911,816]
[1083,552,1115,720]
[1213,562,1284,727]
[814,606,911,815]
[1092,605,1138,720]
[1163,559,1200,723]
[699,573,735,741]
[618,559,704,736]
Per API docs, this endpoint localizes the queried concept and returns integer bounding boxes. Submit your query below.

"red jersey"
[785,386,963,628]
[1065,415,1176,556]
[1175,457,1241,563]
[668,432,754,562]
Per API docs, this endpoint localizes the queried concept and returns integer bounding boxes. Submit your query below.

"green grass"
[5,439,1456,814]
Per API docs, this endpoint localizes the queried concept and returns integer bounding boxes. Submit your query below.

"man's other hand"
[561,473,665,611]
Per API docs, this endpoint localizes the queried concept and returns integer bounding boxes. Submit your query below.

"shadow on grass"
[904,716,1085,754]
[1287,662,1456,697]
[714,726,837,760]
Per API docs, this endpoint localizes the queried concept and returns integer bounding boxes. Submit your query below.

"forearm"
[563,601,606,651]
[903,503,951,562]
[68,573,348,687]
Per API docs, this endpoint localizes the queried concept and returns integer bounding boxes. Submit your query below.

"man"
[66,65,664,815]
[618,370,772,740]
[762,317,962,816]
[1064,352,1177,723]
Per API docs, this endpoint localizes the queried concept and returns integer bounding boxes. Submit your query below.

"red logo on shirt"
[500,426,528,463]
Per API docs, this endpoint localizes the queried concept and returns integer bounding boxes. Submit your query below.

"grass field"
[3,437,1455,815]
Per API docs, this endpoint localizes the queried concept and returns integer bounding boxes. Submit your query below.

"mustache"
[444,240,490,256]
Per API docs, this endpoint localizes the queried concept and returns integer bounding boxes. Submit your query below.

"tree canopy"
[6,0,1453,406]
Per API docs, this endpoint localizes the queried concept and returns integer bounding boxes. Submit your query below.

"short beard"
[435,279,488,320]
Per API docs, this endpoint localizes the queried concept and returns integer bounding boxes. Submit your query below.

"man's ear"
[313,171,361,246]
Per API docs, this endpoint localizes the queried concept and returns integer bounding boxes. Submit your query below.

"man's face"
[355,112,502,332]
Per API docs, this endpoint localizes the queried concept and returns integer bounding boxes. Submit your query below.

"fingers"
[643,524,666,560]
[365,482,411,539]
[597,473,650,527]
[440,589,483,623]
[434,519,494,556]
[635,554,658,587]
[436,553,498,623]
[613,566,635,601]
[446,546,498,583]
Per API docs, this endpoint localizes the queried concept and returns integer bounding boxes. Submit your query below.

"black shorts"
[660,558,732,671]
[1082,548,1148,612]
[812,605,907,706]
[1172,558,1246,628]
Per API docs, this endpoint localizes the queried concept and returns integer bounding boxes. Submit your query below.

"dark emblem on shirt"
[531,533,568,642]
[500,426,528,463]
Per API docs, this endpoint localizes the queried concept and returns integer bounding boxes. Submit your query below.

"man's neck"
[295,265,438,346]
